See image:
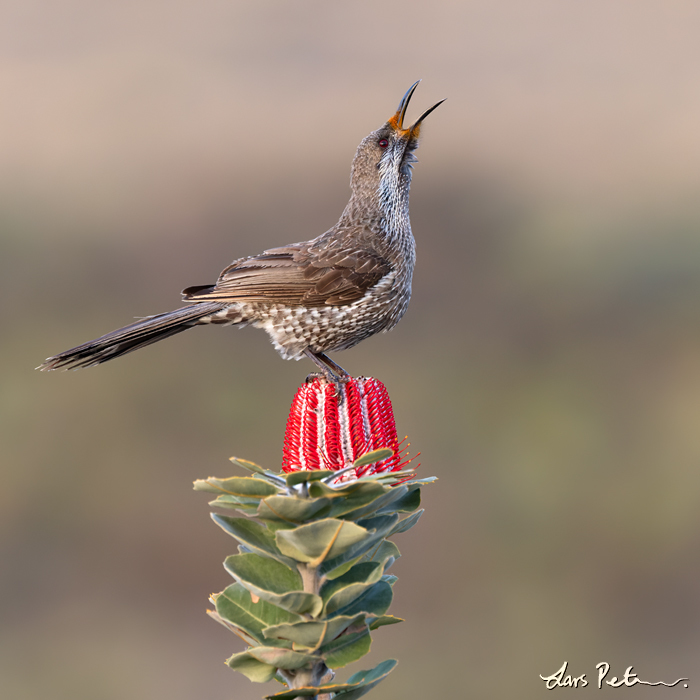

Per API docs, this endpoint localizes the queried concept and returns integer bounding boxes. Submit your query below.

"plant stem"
[283,563,331,698]
[298,562,321,595]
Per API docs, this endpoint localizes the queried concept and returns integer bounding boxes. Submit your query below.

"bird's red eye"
[378,138,389,148]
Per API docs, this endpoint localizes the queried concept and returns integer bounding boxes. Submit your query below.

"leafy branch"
[195,450,436,699]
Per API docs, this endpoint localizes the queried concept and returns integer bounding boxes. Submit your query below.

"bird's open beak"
[389,80,446,137]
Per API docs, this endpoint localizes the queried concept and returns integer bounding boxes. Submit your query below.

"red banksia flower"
[282,377,413,480]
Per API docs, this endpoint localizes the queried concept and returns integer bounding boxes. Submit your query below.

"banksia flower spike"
[282,377,417,481]
[195,376,435,699]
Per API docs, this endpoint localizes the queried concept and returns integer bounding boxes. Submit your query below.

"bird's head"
[349,81,445,216]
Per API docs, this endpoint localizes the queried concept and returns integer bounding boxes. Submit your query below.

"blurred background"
[2,1,700,698]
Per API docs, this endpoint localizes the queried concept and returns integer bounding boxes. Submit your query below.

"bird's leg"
[304,349,351,384]
[317,353,351,380]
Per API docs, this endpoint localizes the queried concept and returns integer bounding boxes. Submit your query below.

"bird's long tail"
[38,302,227,371]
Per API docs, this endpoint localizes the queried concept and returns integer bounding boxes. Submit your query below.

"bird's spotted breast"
[226,270,409,360]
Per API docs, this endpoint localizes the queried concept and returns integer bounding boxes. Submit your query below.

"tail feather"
[38,303,227,371]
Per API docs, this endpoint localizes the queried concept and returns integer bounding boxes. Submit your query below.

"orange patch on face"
[387,113,401,129]
[387,113,415,138]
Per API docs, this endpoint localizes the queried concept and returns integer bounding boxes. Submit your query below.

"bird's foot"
[303,350,351,390]
[305,369,350,386]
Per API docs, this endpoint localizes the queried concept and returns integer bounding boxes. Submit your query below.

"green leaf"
[266,689,329,699]
[320,627,371,669]
[224,554,322,616]
[208,494,261,515]
[257,495,332,523]
[247,646,318,671]
[308,480,385,502]
[229,457,267,475]
[207,608,258,645]
[224,553,302,594]
[326,483,390,519]
[227,651,277,683]
[356,469,416,484]
[304,481,338,499]
[324,584,376,616]
[336,658,398,699]
[265,521,297,533]
[361,539,400,571]
[215,583,303,644]
[321,562,383,598]
[193,478,221,493]
[275,519,370,567]
[285,470,332,487]
[367,614,403,630]
[381,574,398,587]
[353,448,394,468]
[212,515,293,566]
[332,580,393,618]
[319,514,399,577]
[338,484,408,520]
[320,562,383,615]
[346,658,397,684]
[388,509,424,536]
[264,658,397,700]
[322,556,362,581]
[355,512,400,534]
[407,476,438,486]
[263,614,364,649]
[377,486,421,514]
[229,458,289,488]
[199,476,279,498]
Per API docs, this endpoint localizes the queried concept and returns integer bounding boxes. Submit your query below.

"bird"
[38,82,444,382]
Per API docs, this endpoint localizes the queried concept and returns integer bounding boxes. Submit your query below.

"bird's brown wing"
[181,244,391,307]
